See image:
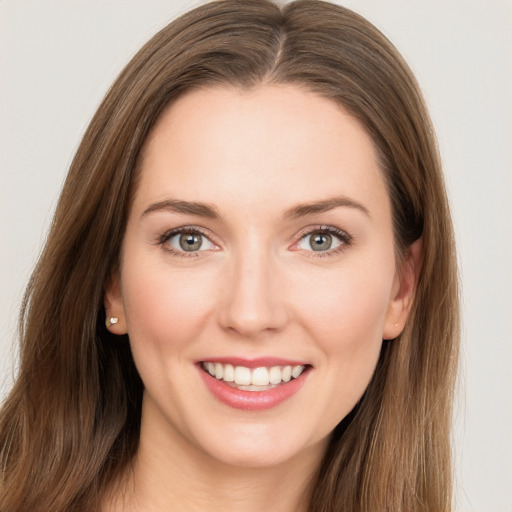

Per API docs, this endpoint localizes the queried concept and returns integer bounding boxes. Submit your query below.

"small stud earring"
[106,317,119,328]
[394,322,399,328]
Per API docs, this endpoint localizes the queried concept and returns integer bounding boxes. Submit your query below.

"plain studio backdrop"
[1,1,511,510]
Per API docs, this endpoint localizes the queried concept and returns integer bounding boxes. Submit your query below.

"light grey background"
[1,1,511,510]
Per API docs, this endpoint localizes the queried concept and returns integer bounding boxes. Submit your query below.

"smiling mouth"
[201,361,308,391]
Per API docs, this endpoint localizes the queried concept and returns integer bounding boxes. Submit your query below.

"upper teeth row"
[202,362,305,386]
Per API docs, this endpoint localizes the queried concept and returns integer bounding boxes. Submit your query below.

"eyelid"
[290,224,353,254]
[158,225,220,256]
[156,224,352,258]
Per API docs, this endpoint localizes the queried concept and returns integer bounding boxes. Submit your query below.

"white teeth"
[251,367,269,386]
[223,363,234,382]
[202,362,307,388]
[268,366,282,385]
[234,366,251,385]
[214,362,223,380]
[291,365,305,379]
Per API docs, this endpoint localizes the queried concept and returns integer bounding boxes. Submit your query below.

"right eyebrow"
[141,199,221,219]
[283,196,370,220]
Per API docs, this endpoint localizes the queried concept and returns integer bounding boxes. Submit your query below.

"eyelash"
[158,226,215,258]
[294,225,353,258]
[157,225,353,258]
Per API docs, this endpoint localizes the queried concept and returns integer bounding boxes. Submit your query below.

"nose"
[217,247,289,338]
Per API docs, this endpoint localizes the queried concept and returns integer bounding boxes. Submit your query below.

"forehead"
[134,84,389,218]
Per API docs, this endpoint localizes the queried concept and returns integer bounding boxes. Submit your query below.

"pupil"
[179,233,202,251]
[311,233,332,251]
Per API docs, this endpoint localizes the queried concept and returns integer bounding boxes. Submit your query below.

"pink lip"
[198,364,310,411]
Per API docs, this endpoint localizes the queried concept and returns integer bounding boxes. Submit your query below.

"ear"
[382,238,423,340]
[104,271,128,335]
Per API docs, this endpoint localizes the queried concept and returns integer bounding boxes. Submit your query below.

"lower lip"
[198,366,309,411]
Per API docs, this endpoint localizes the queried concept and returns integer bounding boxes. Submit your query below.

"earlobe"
[382,238,423,340]
[104,272,128,335]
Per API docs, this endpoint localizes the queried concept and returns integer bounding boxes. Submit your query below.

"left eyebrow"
[141,199,221,219]
[283,196,370,220]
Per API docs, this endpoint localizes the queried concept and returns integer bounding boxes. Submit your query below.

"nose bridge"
[219,239,287,337]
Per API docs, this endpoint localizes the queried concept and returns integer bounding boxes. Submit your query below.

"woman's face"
[107,85,413,468]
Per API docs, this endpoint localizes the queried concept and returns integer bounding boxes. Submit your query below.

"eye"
[296,227,350,253]
[163,229,214,253]
[298,232,341,252]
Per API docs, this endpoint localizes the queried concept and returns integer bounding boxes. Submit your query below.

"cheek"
[296,275,391,429]
[293,259,395,406]
[297,265,393,349]
[120,257,216,353]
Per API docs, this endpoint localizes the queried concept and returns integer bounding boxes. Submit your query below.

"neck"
[104,399,327,512]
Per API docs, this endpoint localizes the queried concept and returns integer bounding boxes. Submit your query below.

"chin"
[190,422,326,470]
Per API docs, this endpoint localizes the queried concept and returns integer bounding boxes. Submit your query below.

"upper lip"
[197,357,310,368]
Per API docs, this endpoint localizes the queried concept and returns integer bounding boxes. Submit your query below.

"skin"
[105,84,418,512]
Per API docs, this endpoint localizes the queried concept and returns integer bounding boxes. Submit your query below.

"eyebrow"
[141,196,369,221]
[283,196,370,220]
[142,199,221,219]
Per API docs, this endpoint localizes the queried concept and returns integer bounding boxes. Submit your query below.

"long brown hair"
[0,1,459,511]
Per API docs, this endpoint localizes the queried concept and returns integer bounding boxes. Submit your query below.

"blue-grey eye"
[298,231,343,252]
[167,232,213,252]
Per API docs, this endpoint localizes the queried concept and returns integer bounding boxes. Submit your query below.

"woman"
[0,1,459,511]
